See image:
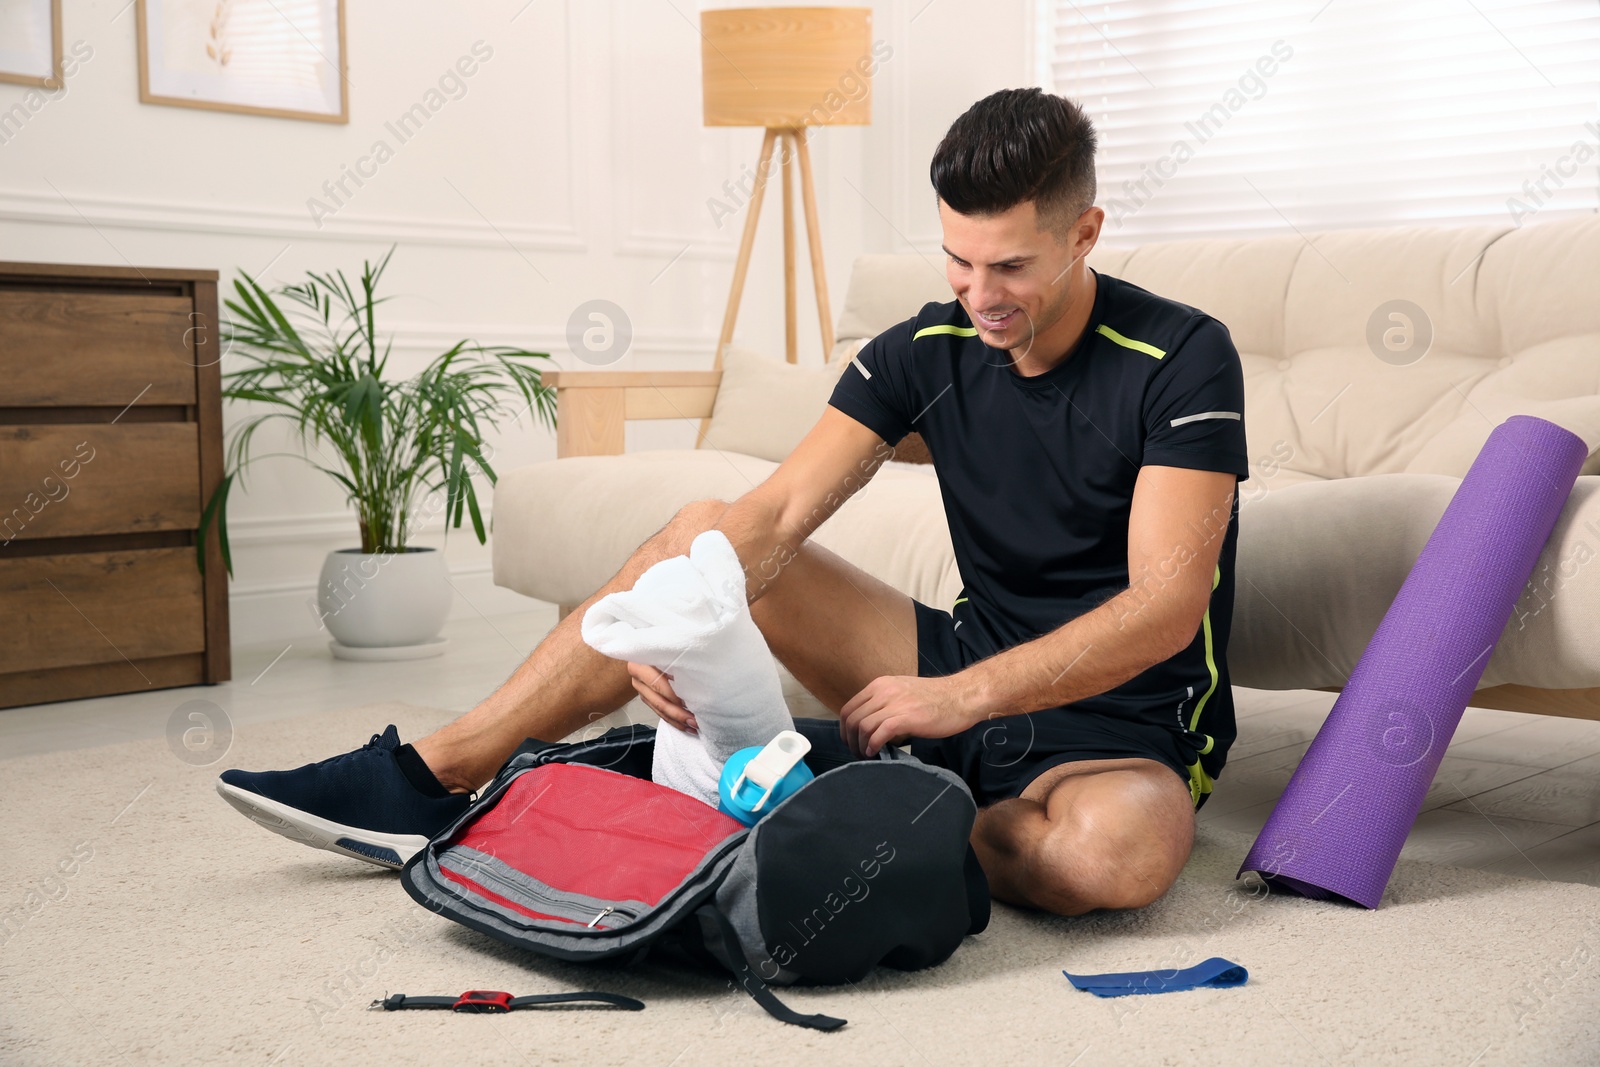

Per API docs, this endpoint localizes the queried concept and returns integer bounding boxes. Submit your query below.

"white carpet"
[2,701,1597,1066]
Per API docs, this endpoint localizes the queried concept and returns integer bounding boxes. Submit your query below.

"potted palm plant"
[199,247,557,659]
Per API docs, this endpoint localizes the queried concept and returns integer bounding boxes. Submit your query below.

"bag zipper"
[441,849,643,929]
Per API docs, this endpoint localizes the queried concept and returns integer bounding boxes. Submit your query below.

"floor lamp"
[699,6,874,392]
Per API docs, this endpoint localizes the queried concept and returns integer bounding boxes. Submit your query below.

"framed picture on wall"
[135,0,348,123]
[0,0,63,89]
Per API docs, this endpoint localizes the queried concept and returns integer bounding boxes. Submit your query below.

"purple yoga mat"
[1237,415,1590,908]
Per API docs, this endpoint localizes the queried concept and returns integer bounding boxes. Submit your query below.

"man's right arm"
[713,405,894,603]
[713,316,921,601]
[628,406,888,732]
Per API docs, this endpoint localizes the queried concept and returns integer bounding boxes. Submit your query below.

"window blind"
[1039,0,1600,242]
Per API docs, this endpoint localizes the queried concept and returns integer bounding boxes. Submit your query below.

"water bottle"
[718,730,815,826]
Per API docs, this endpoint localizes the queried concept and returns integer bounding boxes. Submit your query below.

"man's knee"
[1029,841,1167,915]
[1060,851,1174,912]
[628,498,733,574]
[649,499,732,555]
[1030,779,1192,914]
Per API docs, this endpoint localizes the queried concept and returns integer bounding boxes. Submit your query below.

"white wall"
[0,0,1031,649]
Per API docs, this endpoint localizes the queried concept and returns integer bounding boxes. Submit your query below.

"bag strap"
[699,905,846,1032]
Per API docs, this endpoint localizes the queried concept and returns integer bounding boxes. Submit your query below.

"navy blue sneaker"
[216,725,470,869]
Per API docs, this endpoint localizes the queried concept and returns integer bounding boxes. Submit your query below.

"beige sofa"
[493,215,1600,721]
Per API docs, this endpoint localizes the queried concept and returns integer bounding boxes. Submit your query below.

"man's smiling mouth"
[974,308,1019,329]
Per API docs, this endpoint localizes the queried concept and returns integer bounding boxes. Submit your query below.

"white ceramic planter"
[315,547,453,659]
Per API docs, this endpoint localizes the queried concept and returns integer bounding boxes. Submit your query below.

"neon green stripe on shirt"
[913,324,980,340]
[1095,323,1167,359]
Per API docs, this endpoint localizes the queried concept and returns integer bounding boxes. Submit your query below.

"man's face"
[938,199,1098,357]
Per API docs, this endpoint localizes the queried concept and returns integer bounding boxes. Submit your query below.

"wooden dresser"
[0,262,230,709]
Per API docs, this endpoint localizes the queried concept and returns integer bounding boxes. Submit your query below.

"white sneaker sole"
[216,779,430,869]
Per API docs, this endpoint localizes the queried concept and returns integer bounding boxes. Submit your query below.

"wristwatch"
[370,989,645,1014]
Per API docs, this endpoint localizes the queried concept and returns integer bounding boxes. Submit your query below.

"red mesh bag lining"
[451,762,744,906]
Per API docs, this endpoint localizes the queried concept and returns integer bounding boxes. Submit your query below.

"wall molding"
[0,185,588,253]
[888,0,945,252]
[379,321,719,360]
[230,512,361,546]
[614,231,737,261]
[230,558,495,600]
[228,508,524,547]
[207,319,718,364]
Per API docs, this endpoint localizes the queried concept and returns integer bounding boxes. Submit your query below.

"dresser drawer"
[0,291,198,406]
[0,548,207,674]
[0,260,229,705]
[0,424,201,540]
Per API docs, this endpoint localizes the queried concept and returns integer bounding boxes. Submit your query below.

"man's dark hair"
[930,88,1097,235]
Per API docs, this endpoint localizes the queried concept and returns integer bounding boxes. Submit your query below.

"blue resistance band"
[1062,956,1247,998]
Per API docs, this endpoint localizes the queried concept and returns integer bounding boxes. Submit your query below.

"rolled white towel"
[580,529,793,805]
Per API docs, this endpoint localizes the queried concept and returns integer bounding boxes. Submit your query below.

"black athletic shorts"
[794,599,1204,811]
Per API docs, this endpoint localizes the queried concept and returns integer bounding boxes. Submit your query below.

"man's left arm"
[838,465,1236,756]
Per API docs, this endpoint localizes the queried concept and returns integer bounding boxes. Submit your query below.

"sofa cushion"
[492,449,960,611]
[1096,233,1304,361]
[1479,213,1600,355]
[1405,392,1600,477]
[832,254,954,363]
[1107,219,1600,482]
[703,345,849,462]
[1238,463,1329,504]
[1231,473,1600,691]
[1267,225,1505,478]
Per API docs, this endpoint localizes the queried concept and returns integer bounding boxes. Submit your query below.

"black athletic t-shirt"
[826,268,1249,791]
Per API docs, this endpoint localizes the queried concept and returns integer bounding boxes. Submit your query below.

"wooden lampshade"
[700,7,873,128]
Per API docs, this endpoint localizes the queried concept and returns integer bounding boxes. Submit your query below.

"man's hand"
[838,674,984,758]
[627,662,698,735]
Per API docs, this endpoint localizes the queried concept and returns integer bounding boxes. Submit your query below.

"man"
[218,87,1248,918]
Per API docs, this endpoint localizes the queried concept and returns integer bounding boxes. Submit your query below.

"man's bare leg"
[749,537,919,713]
[411,498,738,792]
[970,757,1195,915]
[415,500,926,791]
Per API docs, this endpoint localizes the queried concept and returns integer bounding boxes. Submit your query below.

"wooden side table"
[0,261,231,709]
